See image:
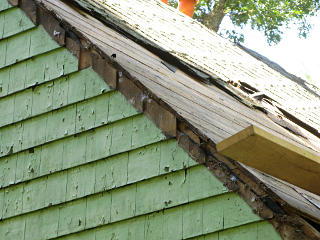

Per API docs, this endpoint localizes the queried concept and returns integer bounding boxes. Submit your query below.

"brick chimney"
[161,0,198,17]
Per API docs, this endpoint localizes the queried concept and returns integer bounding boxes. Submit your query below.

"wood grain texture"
[40,0,320,153]
[3,1,320,239]
[217,125,320,195]
[70,0,320,138]
[246,166,320,223]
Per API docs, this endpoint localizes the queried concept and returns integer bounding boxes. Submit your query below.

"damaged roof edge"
[61,0,320,142]
[59,0,272,109]
[61,0,220,80]
[238,44,320,101]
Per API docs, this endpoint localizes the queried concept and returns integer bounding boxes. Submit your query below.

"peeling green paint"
[0,92,139,157]
[0,140,197,216]
[0,184,257,239]
[52,196,274,240]
[0,3,282,240]
[0,120,169,191]
[0,26,59,69]
[0,7,34,40]
[0,48,78,98]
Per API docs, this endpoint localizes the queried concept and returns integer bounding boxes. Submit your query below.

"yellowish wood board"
[217,125,320,195]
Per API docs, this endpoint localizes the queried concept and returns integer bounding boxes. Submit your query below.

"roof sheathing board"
[43,0,320,155]
[67,0,320,138]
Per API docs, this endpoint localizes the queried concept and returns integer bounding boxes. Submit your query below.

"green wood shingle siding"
[0,48,78,98]
[0,4,282,240]
[0,1,13,12]
[190,221,281,240]
[0,25,59,69]
[0,7,34,40]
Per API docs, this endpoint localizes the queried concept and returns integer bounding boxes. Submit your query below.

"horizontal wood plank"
[217,125,320,195]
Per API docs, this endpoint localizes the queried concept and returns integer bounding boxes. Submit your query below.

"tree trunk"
[203,0,226,32]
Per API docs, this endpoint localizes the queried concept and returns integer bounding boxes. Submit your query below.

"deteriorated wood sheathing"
[0,2,285,240]
[68,0,320,141]
[1,0,319,239]
[45,0,320,157]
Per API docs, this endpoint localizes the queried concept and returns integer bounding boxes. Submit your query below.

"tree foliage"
[168,0,320,44]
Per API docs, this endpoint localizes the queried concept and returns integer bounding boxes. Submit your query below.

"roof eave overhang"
[217,125,320,195]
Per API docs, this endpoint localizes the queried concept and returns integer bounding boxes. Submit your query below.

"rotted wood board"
[217,125,320,195]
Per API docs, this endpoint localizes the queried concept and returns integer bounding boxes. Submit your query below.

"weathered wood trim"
[65,35,81,58]
[217,125,320,195]
[144,98,177,138]
[178,122,201,144]
[8,0,18,6]
[271,216,320,240]
[117,74,144,113]
[78,47,92,70]
[19,0,38,24]
[38,5,65,46]
[178,130,320,240]
[16,0,65,45]
[16,1,320,239]
[92,54,117,89]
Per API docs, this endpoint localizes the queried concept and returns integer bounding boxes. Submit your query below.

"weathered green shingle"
[0,3,282,240]
[0,1,13,12]
[0,48,78,98]
[0,7,34,39]
[0,26,59,68]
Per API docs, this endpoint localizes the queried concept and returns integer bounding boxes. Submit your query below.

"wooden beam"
[217,125,320,195]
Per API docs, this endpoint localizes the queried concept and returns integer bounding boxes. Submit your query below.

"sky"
[220,15,320,88]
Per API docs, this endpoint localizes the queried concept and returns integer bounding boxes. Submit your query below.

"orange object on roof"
[179,0,198,17]
[160,0,198,17]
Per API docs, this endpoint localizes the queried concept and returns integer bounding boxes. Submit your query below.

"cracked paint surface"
[0,3,281,240]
